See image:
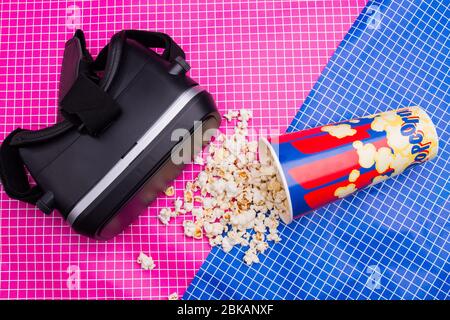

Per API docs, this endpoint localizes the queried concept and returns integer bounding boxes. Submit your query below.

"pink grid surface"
[0,0,365,299]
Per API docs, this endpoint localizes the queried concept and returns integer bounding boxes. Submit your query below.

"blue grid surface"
[184,0,449,299]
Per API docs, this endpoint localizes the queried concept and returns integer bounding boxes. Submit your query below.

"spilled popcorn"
[137,252,156,270]
[168,292,179,300]
[158,109,288,265]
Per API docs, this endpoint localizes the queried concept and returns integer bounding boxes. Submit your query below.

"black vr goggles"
[0,30,221,240]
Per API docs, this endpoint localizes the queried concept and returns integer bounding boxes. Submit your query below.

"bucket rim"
[258,137,293,224]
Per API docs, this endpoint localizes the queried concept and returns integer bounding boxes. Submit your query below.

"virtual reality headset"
[0,30,221,240]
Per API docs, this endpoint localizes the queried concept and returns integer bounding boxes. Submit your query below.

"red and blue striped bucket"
[259,106,439,224]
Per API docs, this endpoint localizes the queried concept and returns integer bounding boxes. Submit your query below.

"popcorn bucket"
[259,107,439,224]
